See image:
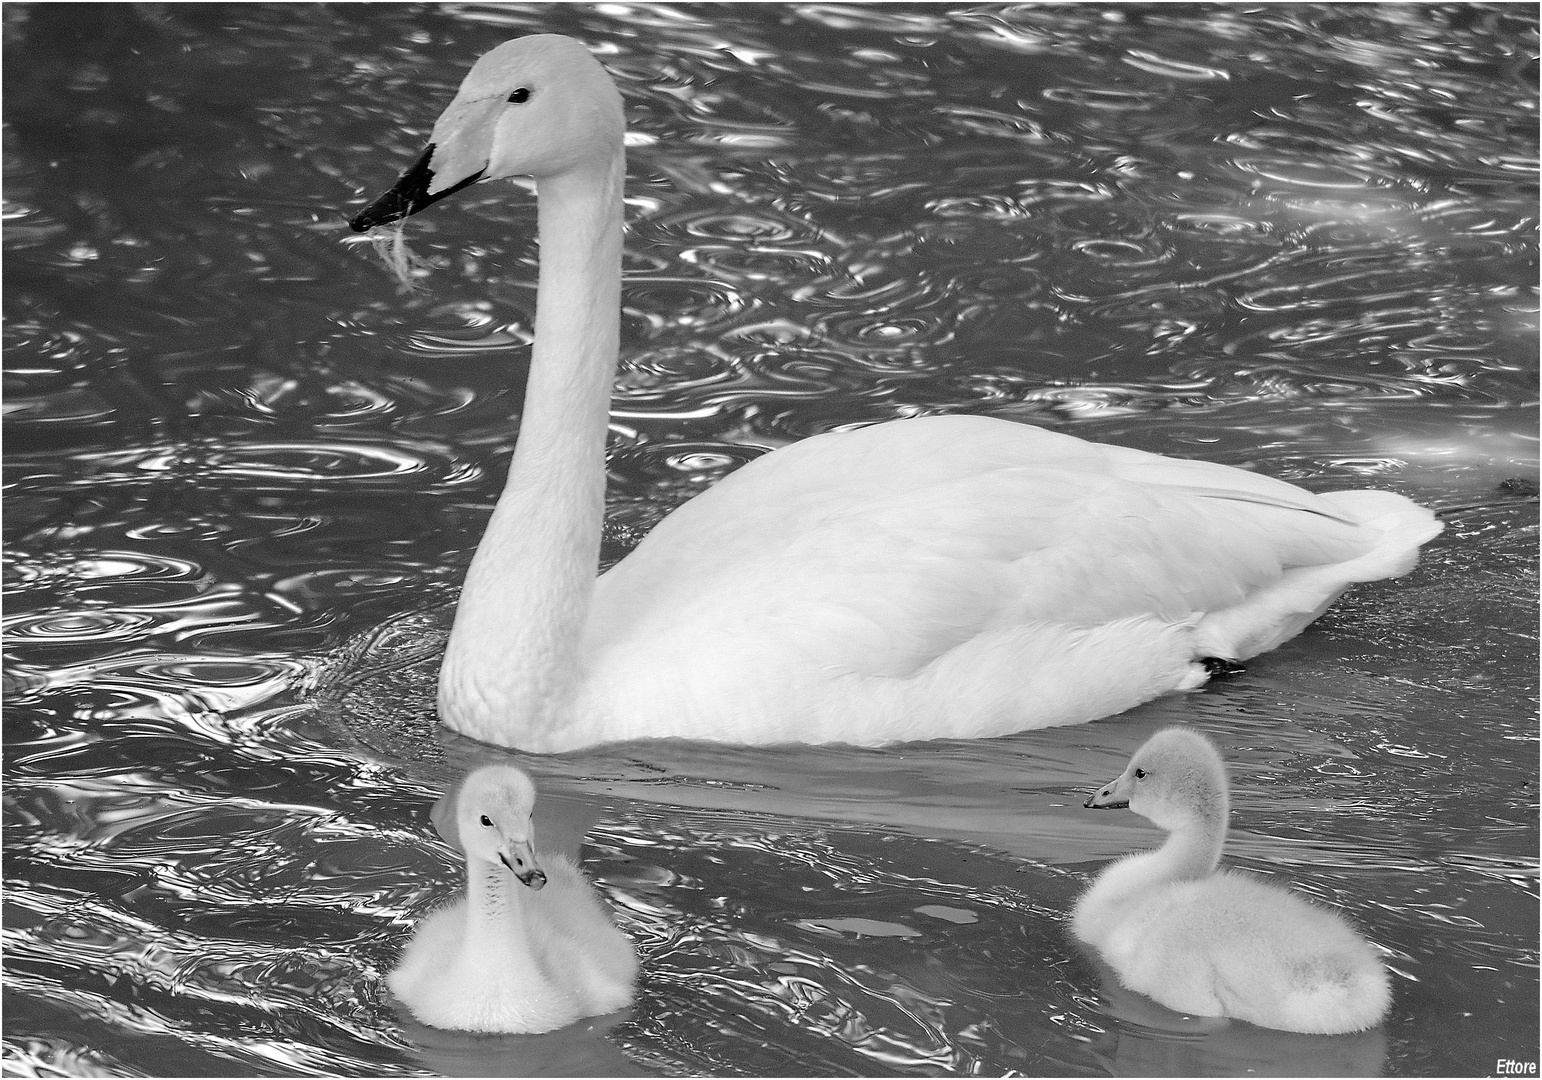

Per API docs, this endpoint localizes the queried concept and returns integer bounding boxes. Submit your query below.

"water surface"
[4,3,1537,1076]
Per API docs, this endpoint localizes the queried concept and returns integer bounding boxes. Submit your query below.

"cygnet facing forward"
[389,765,637,1034]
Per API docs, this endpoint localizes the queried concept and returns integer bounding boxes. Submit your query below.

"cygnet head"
[1084,727,1229,834]
[351,34,625,231]
[455,764,548,890]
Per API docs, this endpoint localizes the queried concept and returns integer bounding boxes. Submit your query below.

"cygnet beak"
[1084,774,1130,810]
[349,93,504,231]
[498,839,547,890]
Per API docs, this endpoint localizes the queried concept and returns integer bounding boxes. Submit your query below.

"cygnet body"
[389,765,637,1034]
[1072,727,1390,1034]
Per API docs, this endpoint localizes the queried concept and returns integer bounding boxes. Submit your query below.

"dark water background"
[4,3,1537,1076]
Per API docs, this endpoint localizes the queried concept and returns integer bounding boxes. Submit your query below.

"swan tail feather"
[1273,954,1393,1034]
[1315,489,1444,580]
[1193,488,1441,659]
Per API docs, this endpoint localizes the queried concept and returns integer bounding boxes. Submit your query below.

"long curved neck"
[1143,814,1225,883]
[439,152,624,747]
[1086,811,1226,912]
[467,856,522,925]
[464,857,542,959]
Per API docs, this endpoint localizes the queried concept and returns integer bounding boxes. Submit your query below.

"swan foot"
[1201,656,1246,678]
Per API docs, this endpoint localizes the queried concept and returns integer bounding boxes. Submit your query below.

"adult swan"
[349,36,1441,752]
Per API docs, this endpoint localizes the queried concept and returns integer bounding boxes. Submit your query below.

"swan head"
[350,34,624,231]
[454,764,548,890]
[1084,727,1229,834]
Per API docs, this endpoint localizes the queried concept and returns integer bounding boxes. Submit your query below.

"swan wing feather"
[590,416,1379,675]
[567,414,1437,744]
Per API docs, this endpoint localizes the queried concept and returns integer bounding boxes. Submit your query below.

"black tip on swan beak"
[1084,783,1128,810]
[348,144,485,232]
[499,852,547,890]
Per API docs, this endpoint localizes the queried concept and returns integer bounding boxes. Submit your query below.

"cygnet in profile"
[389,764,637,1034]
[1072,727,1390,1034]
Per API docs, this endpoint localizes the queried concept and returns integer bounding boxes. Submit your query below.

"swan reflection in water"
[396,1009,645,1079]
[1079,957,1389,1078]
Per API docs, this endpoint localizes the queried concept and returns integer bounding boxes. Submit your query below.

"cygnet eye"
[1134,768,1147,780]
[507,87,530,104]
[480,814,494,827]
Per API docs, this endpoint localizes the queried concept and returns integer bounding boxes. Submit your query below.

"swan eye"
[1134,768,1147,780]
[480,814,494,827]
[507,87,531,104]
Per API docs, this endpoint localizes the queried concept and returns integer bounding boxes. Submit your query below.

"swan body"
[1073,727,1391,1034]
[350,35,1442,752]
[388,765,637,1034]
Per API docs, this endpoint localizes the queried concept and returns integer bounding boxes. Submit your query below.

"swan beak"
[348,94,503,232]
[1084,775,1130,810]
[498,841,547,890]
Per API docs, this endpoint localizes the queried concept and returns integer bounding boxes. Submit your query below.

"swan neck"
[438,151,624,747]
[1153,816,1226,882]
[1076,812,1227,944]
[1132,776,1230,885]
[465,855,531,933]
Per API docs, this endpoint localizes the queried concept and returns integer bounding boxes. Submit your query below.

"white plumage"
[1073,727,1392,1034]
[389,765,637,1034]
[350,35,1441,752]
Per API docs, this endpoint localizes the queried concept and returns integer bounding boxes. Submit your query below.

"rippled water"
[4,3,1538,1076]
